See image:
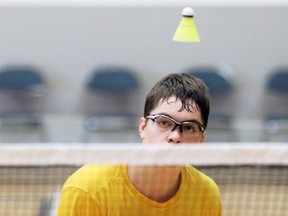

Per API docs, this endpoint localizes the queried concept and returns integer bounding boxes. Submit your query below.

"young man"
[57,73,222,216]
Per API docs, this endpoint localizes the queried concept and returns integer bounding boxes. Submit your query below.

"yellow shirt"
[57,164,221,216]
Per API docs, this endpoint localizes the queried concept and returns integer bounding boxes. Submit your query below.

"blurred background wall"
[0,3,287,120]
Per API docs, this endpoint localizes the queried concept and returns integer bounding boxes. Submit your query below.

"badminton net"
[0,143,288,216]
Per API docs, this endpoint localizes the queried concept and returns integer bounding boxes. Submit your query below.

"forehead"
[151,96,202,122]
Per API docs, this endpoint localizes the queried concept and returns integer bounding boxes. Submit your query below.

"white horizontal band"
[1,143,287,166]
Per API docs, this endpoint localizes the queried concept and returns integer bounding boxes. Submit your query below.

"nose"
[167,128,182,144]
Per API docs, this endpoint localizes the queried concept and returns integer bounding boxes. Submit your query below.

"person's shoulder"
[184,165,219,189]
[184,165,221,208]
[63,164,125,192]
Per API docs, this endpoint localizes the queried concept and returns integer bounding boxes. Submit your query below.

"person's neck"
[127,165,182,202]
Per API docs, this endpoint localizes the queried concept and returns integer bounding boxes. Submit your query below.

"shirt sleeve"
[211,198,222,216]
[209,187,222,216]
[57,187,102,216]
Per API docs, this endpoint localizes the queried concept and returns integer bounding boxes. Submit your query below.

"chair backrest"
[185,66,233,94]
[87,67,139,93]
[0,66,46,96]
[0,66,46,113]
[84,66,140,115]
[263,67,288,120]
[266,67,288,93]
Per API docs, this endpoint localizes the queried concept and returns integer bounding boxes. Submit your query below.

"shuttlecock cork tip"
[182,7,194,17]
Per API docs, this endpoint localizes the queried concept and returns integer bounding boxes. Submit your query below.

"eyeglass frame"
[145,114,205,138]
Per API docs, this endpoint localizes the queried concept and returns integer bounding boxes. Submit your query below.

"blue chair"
[264,67,288,141]
[0,66,47,142]
[82,66,141,143]
[185,66,236,142]
[186,68,232,94]
[87,69,138,93]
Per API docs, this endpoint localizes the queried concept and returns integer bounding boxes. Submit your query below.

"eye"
[155,117,173,129]
[182,123,200,133]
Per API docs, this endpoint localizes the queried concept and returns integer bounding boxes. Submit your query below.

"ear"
[138,117,147,140]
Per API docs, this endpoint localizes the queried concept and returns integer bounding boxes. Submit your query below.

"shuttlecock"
[172,7,200,42]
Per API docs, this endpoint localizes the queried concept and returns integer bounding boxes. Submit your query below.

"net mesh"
[0,143,288,216]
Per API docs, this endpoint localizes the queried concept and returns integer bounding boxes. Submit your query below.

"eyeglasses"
[145,114,205,138]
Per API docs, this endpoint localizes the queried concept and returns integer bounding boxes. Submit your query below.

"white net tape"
[1,143,288,166]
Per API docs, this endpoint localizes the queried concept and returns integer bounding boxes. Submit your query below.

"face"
[139,96,205,144]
